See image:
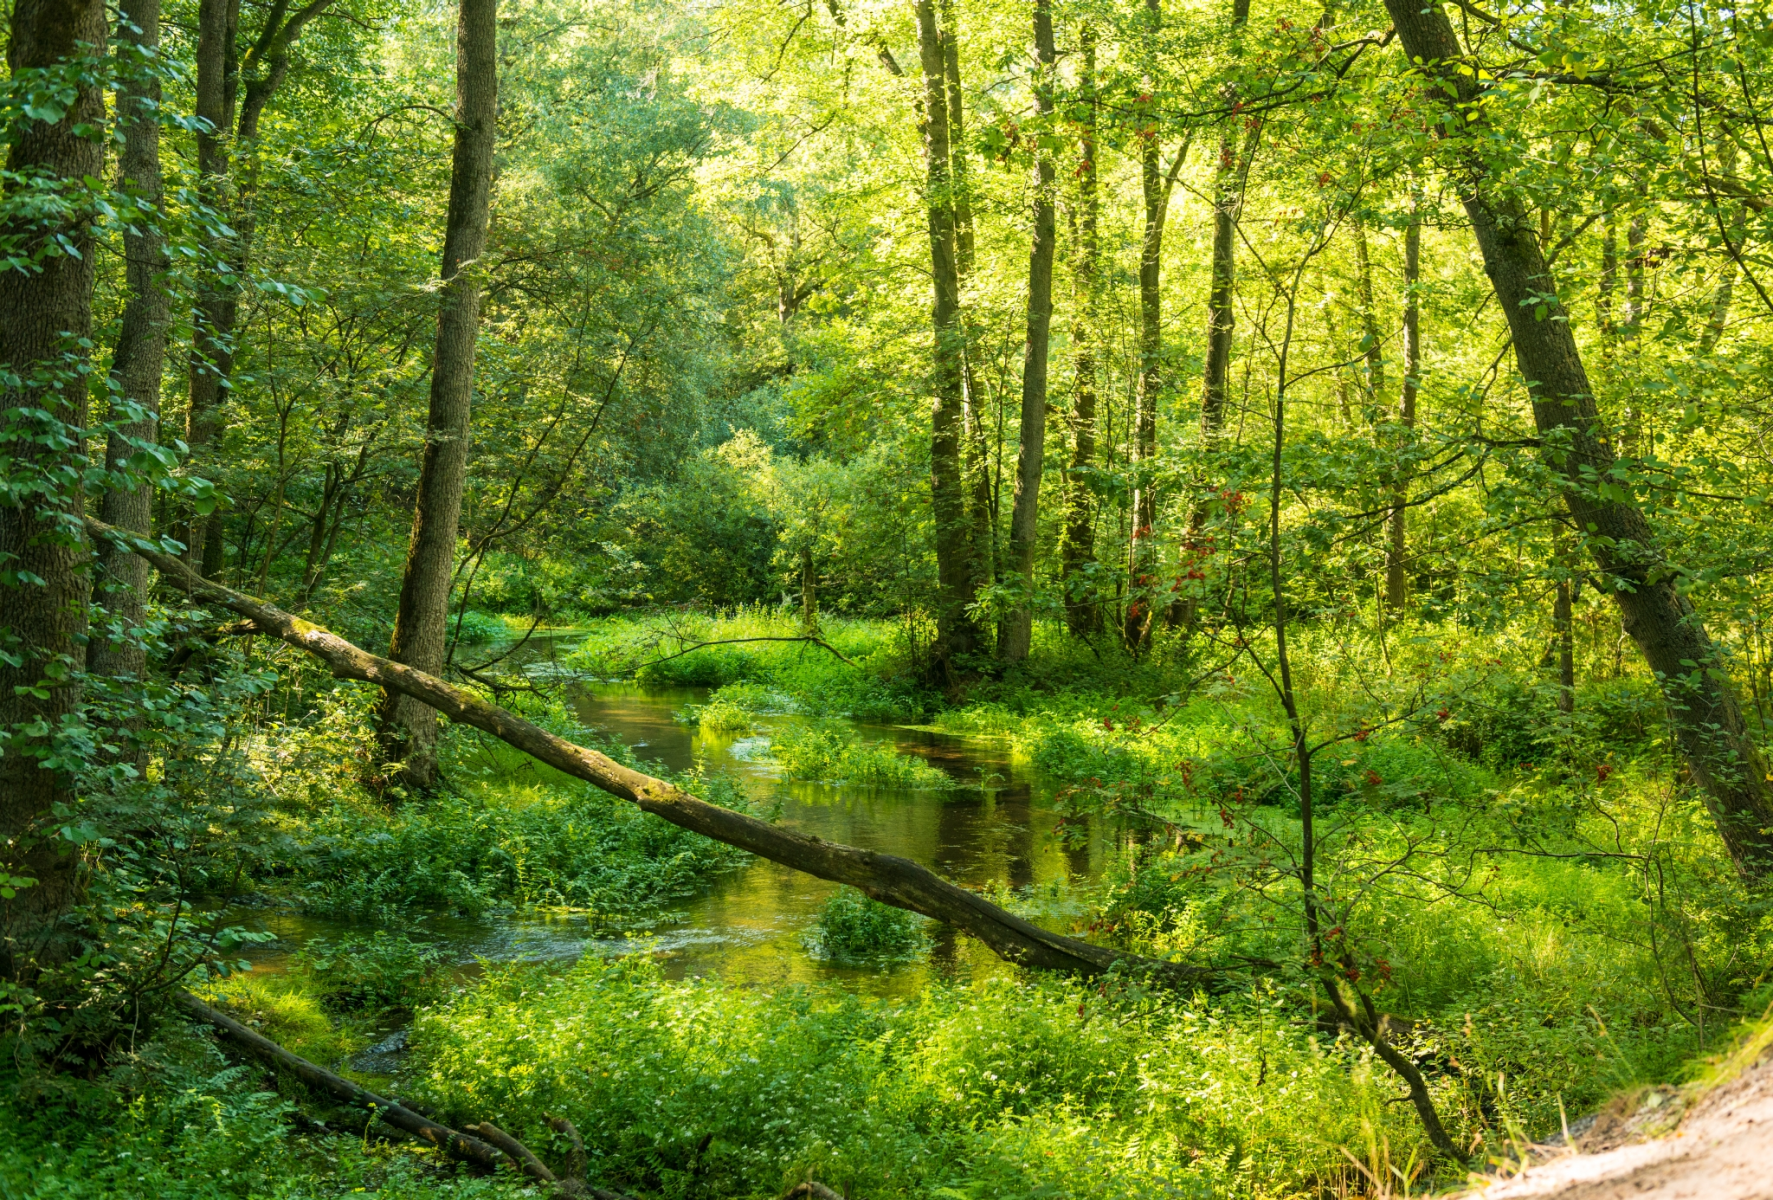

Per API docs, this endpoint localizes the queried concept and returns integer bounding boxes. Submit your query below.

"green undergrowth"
[0,1034,533,1200]
[676,681,788,732]
[770,723,957,789]
[569,609,937,719]
[409,956,1435,1199]
[258,691,752,918]
[805,886,930,962]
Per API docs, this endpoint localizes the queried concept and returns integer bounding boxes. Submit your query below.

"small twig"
[639,635,857,670]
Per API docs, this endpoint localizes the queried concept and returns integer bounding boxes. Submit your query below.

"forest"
[3,0,1773,1192]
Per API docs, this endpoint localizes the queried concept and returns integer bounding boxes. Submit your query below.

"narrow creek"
[235,641,1123,1012]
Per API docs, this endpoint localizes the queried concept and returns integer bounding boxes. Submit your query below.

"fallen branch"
[97,518,1211,985]
[181,992,632,1196]
[176,991,502,1169]
[638,634,858,669]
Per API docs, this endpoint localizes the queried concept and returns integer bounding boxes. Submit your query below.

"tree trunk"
[997,0,1056,664]
[1354,221,1384,403]
[800,544,818,636]
[91,0,171,691]
[375,0,499,789]
[1699,141,1743,357]
[1382,0,1773,882]
[1555,573,1575,716]
[1060,24,1100,637]
[1125,0,1184,652]
[915,0,978,673]
[183,0,239,576]
[1170,0,1252,627]
[1384,199,1420,609]
[0,0,107,975]
[941,0,995,595]
[183,0,334,578]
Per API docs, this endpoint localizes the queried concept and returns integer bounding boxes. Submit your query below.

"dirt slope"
[1462,1053,1773,1199]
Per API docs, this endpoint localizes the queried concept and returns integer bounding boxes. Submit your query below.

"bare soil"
[1460,1052,1773,1199]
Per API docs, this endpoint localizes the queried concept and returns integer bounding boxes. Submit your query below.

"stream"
[233,638,1122,1017]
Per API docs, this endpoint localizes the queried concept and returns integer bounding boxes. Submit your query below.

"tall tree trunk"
[1382,0,1773,882]
[182,0,333,578]
[375,0,499,789]
[1699,140,1743,357]
[1597,216,1618,339]
[183,0,239,576]
[1125,0,1182,652]
[800,544,818,636]
[1354,221,1384,403]
[997,0,1056,663]
[91,0,171,690]
[915,0,977,673]
[1060,23,1099,637]
[0,0,107,975]
[1384,198,1420,609]
[1171,0,1252,627]
[1555,571,1575,716]
[940,0,994,594]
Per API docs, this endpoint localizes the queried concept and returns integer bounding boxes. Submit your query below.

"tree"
[90,0,171,692]
[1059,22,1100,637]
[0,0,108,972]
[1380,0,1773,882]
[998,0,1057,664]
[375,0,499,789]
[914,0,979,675]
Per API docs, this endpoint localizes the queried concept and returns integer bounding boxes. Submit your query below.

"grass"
[408,955,1434,1199]
[569,608,938,719]
[769,723,957,789]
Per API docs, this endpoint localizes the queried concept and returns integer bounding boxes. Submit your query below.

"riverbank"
[4,613,1766,1198]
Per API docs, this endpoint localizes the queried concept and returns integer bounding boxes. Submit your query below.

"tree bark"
[1059,24,1100,637]
[1125,0,1185,652]
[1384,200,1420,609]
[941,0,995,595]
[997,0,1057,664]
[0,0,107,975]
[375,0,499,789]
[91,0,171,691]
[92,515,1216,986]
[1353,221,1384,403]
[1171,0,1253,628]
[1382,0,1773,881]
[182,0,239,577]
[915,0,978,673]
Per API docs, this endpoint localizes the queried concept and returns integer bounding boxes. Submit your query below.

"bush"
[450,610,509,645]
[290,931,449,1014]
[770,724,956,789]
[805,887,928,961]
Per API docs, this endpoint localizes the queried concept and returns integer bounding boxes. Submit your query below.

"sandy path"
[1461,1055,1773,1199]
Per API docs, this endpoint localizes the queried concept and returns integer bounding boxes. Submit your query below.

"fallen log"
[97,518,1210,985]
[180,992,627,1195]
[176,991,502,1168]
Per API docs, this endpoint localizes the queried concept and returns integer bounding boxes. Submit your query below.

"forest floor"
[1463,1048,1773,1199]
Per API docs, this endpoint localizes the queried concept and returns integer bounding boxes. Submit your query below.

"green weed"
[805,887,929,962]
[770,723,956,789]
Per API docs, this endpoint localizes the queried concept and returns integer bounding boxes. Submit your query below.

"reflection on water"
[239,671,1118,998]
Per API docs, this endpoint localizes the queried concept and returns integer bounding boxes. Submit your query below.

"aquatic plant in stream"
[770,724,956,789]
[678,682,786,733]
[804,886,929,962]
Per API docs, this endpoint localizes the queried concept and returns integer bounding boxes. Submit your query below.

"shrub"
[805,887,928,961]
[290,931,449,1014]
[450,610,509,645]
[770,724,956,789]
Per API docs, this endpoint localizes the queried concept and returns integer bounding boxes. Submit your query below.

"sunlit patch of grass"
[770,723,956,789]
[200,973,366,1067]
